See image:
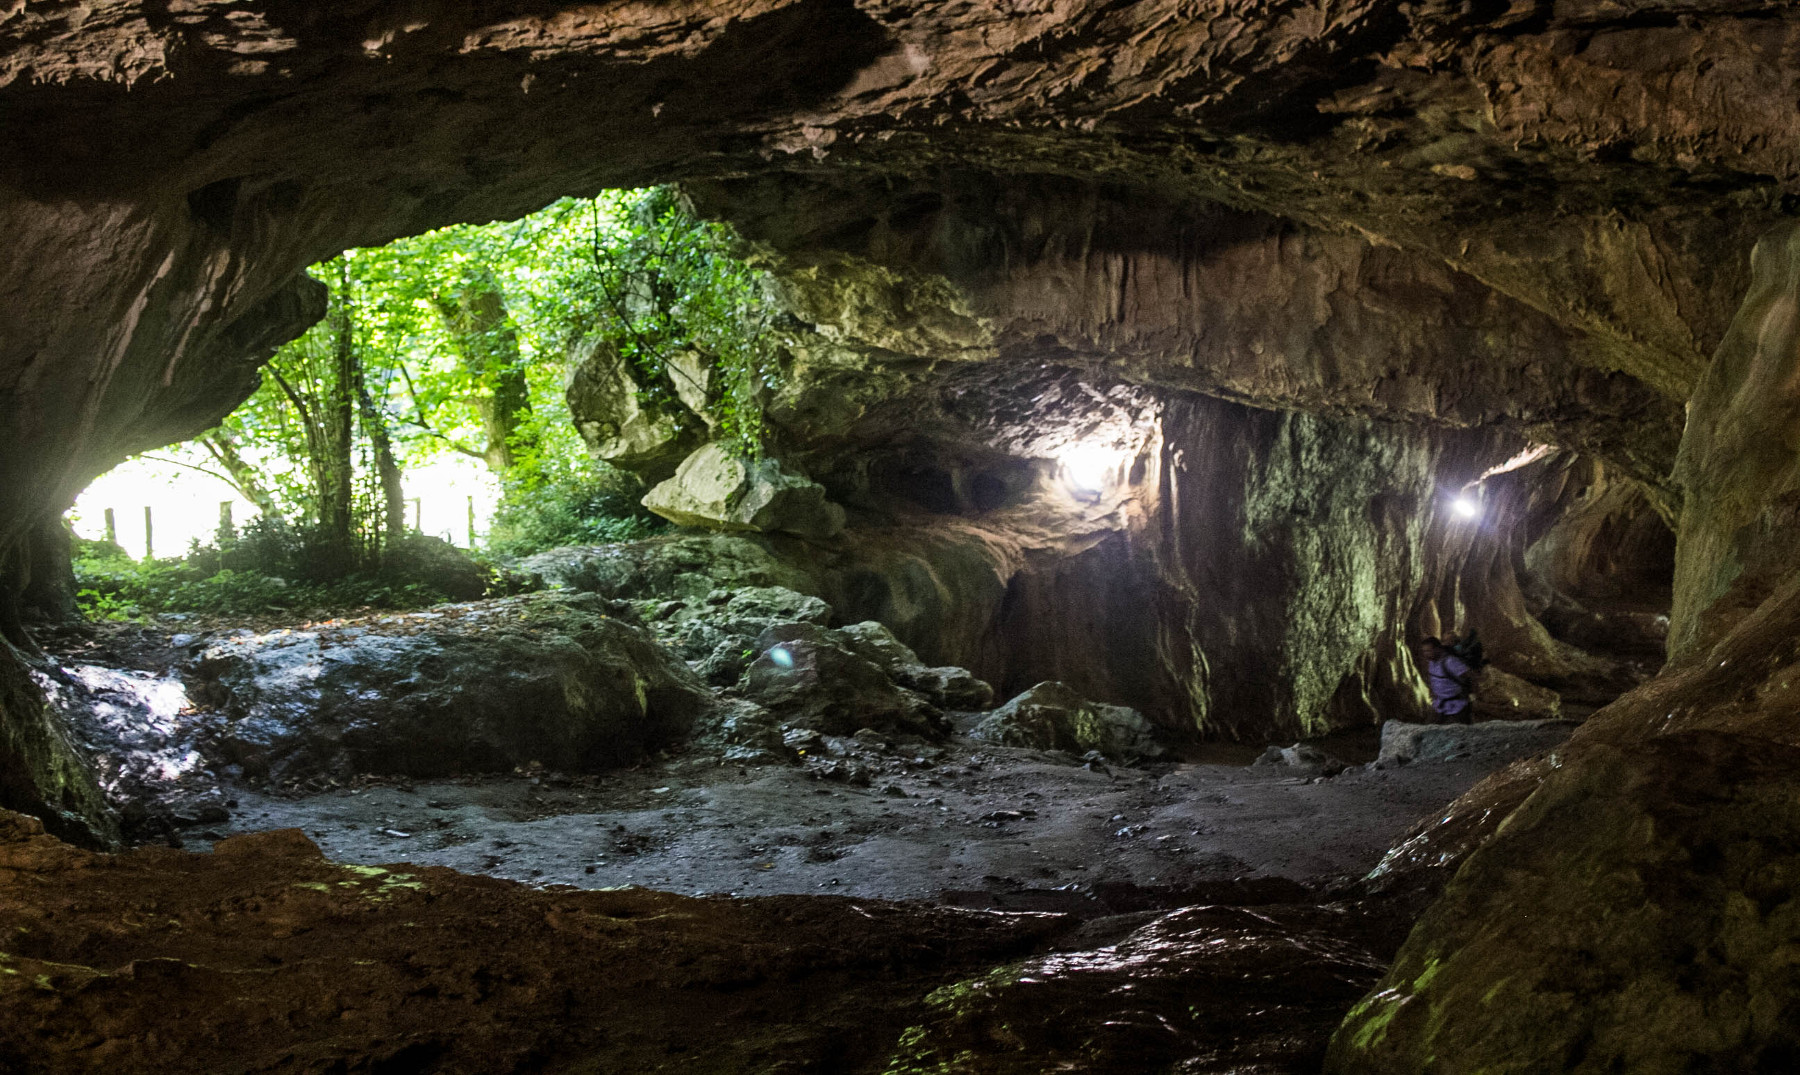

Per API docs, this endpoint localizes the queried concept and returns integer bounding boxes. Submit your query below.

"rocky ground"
[211,733,1517,906]
[7,582,1602,1073]
[33,602,1577,911]
[0,802,1405,1075]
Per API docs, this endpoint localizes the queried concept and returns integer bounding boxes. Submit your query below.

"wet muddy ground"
[43,617,1544,912]
[202,730,1504,907]
[13,620,1582,1073]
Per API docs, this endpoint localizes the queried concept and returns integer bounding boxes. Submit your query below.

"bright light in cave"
[1452,495,1481,520]
[1060,444,1121,498]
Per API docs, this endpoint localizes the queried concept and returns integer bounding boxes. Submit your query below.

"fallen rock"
[836,620,996,710]
[650,585,835,687]
[969,681,1163,761]
[893,903,1388,1073]
[690,697,789,765]
[384,533,491,601]
[643,442,846,540]
[566,336,705,480]
[516,533,816,600]
[1470,666,1563,721]
[1252,742,1349,777]
[712,586,833,629]
[189,592,713,783]
[1375,718,1577,768]
[907,665,997,711]
[741,624,944,739]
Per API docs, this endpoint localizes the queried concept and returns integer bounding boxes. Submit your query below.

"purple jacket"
[1426,654,1472,716]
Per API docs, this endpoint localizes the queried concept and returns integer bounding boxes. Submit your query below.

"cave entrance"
[67,185,749,613]
[39,184,1658,947]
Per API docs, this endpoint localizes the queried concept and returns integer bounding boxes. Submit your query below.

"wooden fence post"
[103,508,116,546]
[142,506,153,561]
[467,496,476,549]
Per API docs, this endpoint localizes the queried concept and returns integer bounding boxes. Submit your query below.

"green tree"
[546,187,780,457]
[430,268,534,472]
[139,186,780,572]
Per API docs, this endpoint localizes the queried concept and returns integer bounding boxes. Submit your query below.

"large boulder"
[835,620,996,711]
[566,336,705,481]
[653,586,835,687]
[1375,718,1577,767]
[643,443,846,541]
[741,624,944,739]
[1331,732,1800,1072]
[516,534,817,600]
[1252,742,1349,777]
[969,681,1163,761]
[385,533,490,602]
[187,592,712,784]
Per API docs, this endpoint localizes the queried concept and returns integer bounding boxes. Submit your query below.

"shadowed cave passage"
[6,2,1800,1072]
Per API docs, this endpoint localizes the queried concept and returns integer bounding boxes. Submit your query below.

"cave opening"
[26,178,1691,1073]
[5,4,1800,1072]
[39,177,1676,937]
[31,170,1674,907]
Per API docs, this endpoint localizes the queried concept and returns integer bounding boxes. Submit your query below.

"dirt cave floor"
[13,622,1582,1073]
[196,727,1504,909]
[42,617,1560,913]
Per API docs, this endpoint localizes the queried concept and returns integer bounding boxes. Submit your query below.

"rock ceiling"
[4,1,1797,541]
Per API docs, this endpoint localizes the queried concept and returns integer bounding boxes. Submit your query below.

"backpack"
[1448,630,1486,671]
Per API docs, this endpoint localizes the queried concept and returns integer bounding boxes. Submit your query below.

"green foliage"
[537,187,781,458]
[71,526,467,620]
[122,185,779,581]
[485,456,668,560]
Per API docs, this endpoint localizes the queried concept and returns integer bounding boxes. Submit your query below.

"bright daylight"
[69,188,747,618]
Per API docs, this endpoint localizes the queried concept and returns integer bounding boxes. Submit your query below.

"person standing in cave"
[1419,637,1474,723]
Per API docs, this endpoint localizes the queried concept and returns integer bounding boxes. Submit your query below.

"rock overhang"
[1,2,1754,770]
[7,8,1800,1067]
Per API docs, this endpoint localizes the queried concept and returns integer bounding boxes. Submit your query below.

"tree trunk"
[356,369,407,551]
[316,262,359,574]
[197,430,282,520]
[434,271,534,472]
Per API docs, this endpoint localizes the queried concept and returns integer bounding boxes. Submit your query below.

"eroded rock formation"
[1330,217,1800,1073]
[0,0,1766,829]
[5,1,1800,1069]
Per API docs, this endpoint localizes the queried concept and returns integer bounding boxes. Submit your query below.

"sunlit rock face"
[642,443,847,540]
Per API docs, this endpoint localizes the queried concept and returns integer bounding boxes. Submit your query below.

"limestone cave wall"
[3,0,1791,835]
[1,4,1798,1062]
[1329,219,1800,1074]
